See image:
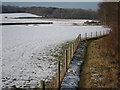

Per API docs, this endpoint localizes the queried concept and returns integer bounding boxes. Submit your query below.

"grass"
[79,37,120,88]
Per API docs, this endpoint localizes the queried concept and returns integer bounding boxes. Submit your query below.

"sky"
[2,2,100,10]
[1,0,119,2]
[1,0,103,2]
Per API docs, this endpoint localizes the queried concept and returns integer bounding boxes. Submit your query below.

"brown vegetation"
[98,2,120,87]
[98,2,119,55]
[80,2,120,88]
[80,39,119,88]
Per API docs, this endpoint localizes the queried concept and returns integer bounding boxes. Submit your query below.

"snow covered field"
[0,13,92,25]
[1,13,110,88]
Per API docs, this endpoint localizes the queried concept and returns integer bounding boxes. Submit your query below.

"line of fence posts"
[40,29,112,89]
[64,34,81,71]
[56,34,81,89]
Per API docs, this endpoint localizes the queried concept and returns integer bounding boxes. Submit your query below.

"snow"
[0,13,44,23]
[1,13,41,18]
[0,13,92,25]
[1,13,110,88]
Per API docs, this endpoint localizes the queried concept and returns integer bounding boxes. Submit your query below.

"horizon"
[2,2,100,10]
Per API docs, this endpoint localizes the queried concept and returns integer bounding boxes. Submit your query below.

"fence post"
[106,30,108,35]
[110,29,112,33]
[67,47,71,67]
[109,30,110,34]
[79,34,81,42]
[91,32,92,38]
[77,36,79,48]
[76,38,78,49]
[100,31,101,37]
[73,42,75,53]
[96,31,97,37]
[71,44,74,59]
[107,30,108,34]
[103,30,105,35]
[58,60,60,89]
[76,38,78,50]
[66,49,69,68]
[108,30,110,34]
[78,34,80,45]
[65,50,67,72]
[77,36,79,45]
[75,39,77,50]
[85,33,87,40]
[40,80,45,90]
[70,45,72,60]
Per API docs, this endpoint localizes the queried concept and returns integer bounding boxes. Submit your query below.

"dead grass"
[80,37,120,88]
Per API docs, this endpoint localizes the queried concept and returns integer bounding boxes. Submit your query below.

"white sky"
[1,0,119,2]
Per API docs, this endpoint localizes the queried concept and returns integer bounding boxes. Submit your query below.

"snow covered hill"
[1,13,41,18]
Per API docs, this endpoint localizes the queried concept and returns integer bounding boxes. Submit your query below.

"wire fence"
[40,29,111,89]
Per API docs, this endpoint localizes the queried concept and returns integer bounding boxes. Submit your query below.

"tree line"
[98,2,119,53]
[98,2,120,87]
[1,5,98,19]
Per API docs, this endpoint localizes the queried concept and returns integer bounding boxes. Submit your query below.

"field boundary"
[40,29,112,89]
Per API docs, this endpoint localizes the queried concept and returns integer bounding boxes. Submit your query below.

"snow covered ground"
[1,13,110,88]
[1,13,42,19]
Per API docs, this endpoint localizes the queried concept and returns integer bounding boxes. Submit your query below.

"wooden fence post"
[65,50,67,72]
[91,32,92,38]
[108,30,110,34]
[67,47,71,67]
[40,80,45,90]
[71,44,74,59]
[85,33,87,40]
[103,30,105,35]
[79,34,81,42]
[96,31,97,37]
[67,49,69,68]
[110,29,112,33]
[78,34,80,45]
[75,39,77,50]
[77,36,79,48]
[77,36,79,46]
[76,38,78,49]
[73,42,75,53]
[100,31,101,37]
[107,30,108,34]
[70,45,72,60]
[106,30,108,35]
[58,60,60,89]
[109,30,111,34]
